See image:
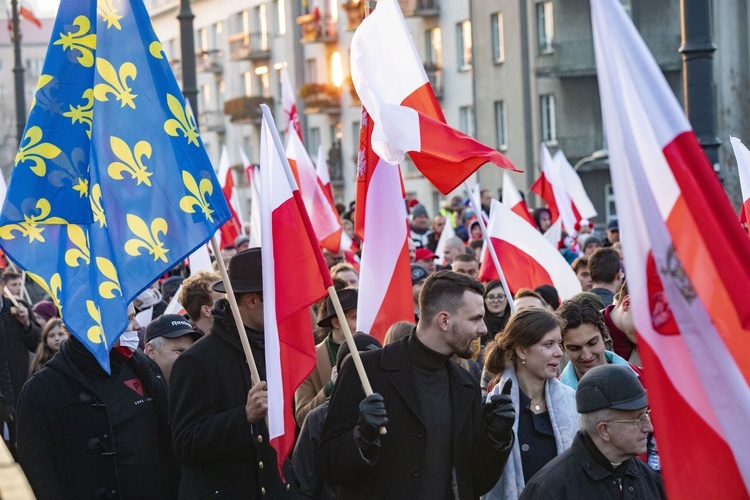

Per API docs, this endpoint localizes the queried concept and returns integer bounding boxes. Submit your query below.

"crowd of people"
[0,193,667,499]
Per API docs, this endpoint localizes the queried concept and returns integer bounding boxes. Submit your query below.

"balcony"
[297,13,338,43]
[198,110,225,133]
[300,83,341,114]
[228,32,270,61]
[195,49,223,74]
[536,35,681,77]
[424,63,443,99]
[169,58,182,81]
[223,96,275,125]
[399,0,439,17]
[343,1,364,31]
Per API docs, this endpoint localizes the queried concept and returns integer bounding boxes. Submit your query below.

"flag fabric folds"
[217,145,243,248]
[349,0,519,195]
[478,199,581,299]
[593,0,750,496]
[0,0,230,371]
[240,148,262,247]
[259,105,331,478]
[531,143,579,235]
[281,68,301,139]
[502,171,536,228]
[729,137,750,227]
[554,150,597,221]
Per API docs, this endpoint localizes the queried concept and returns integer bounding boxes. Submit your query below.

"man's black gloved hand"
[354,393,388,451]
[484,379,515,449]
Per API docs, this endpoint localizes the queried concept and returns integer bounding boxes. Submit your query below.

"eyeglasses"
[606,409,651,429]
[486,295,506,302]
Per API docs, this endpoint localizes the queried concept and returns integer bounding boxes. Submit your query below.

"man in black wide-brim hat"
[169,248,298,498]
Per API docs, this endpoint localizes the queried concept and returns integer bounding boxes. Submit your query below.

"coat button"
[521,444,530,452]
[257,434,263,443]
[417,430,424,438]
[286,484,291,491]
[259,461,264,469]
[411,468,419,477]
[261,487,266,495]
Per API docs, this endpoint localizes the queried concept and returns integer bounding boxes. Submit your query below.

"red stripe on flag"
[366,239,413,343]
[530,173,560,223]
[511,201,537,228]
[355,110,378,240]
[478,238,555,294]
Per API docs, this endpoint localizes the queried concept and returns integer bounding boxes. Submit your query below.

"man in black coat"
[16,304,177,499]
[169,248,296,498]
[319,270,516,499]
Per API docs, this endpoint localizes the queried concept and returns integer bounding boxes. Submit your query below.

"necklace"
[531,398,544,411]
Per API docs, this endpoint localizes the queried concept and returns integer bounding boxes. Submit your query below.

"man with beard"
[320,270,516,498]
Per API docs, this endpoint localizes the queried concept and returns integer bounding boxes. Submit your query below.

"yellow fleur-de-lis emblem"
[98,0,123,30]
[91,183,107,228]
[96,257,122,299]
[86,300,106,345]
[63,88,94,138]
[108,136,153,186]
[53,15,96,68]
[124,214,169,262]
[149,41,164,59]
[94,58,137,109]
[73,178,89,197]
[15,126,62,176]
[30,75,54,111]
[179,171,215,223]
[27,272,63,317]
[64,225,90,267]
[0,199,68,243]
[164,93,199,146]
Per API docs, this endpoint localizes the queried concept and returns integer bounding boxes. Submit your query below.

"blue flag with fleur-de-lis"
[0,0,231,372]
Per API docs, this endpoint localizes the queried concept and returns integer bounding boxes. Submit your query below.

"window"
[459,106,475,137]
[255,66,270,98]
[257,4,268,42]
[540,94,557,144]
[494,101,507,151]
[308,127,321,157]
[243,71,252,96]
[424,27,442,67]
[605,183,617,221]
[304,58,317,84]
[536,1,554,53]
[202,83,211,108]
[456,21,472,69]
[491,12,504,63]
[277,0,286,35]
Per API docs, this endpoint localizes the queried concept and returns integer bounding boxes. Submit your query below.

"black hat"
[336,333,382,372]
[576,364,647,414]
[145,314,203,344]
[213,247,263,294]
[161,276,184,299]
[411,264,429,285]
[607,219,619,231]
[535,284,560,310]
[317,288,358,328]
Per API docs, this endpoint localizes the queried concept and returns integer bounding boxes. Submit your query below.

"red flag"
[281,68,301,139]
[19,1,41,28]
[730,137,750,231]
[258,105,331,479]
[502,171,536,228]
[217,146,243,248]
[349,0,518,195]
[594,0,750,496]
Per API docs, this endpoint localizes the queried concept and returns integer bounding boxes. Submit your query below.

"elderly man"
[442,236,466,269]
[320,271,516,498]
[520,365,665,499]
[144,314,202,384]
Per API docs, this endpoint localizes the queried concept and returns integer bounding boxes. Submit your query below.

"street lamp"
[573,149,608,171]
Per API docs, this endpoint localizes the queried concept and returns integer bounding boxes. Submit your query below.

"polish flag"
[355,111,414,342]
[286,132,342,250]
[729,137,750,230]
[350,0,519,195]
[502,171,536,227]
[314,143,355,254]
[531,143,580,235]
[554,150,598,221]
[593,0,750,496]
[217,146,243,248]
[240,148,262,247]
[258,105,331,478]
[315,144,334,204]
[478,199,581,299]
[281,68,301,139]
[17,1,41,29]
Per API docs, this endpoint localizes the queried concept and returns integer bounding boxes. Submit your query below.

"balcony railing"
[195,49,223,74]
[300,83,341,114]
[536,35,681,77]
[297,13,338,43]
[343,1,365,31]
[228,32,270,61]
[223,96,275,124]
[424,64,443,99]
[198,110,225,133]
[399,0,439,17]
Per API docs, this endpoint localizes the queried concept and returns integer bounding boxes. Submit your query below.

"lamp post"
[178,0,199,128]
[573,149,608,171]
[10,0,26,147]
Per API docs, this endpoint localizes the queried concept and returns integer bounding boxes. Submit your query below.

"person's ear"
[201,304,212,318]
[437,311,450,331]
[331,317,341,330]
[596,421,612,442]
[621,295,631,312]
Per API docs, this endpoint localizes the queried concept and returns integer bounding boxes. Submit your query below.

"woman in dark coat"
[482,280,511,346]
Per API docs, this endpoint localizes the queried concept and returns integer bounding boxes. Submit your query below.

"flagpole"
[210,237,262,387]
[463,180,516,314]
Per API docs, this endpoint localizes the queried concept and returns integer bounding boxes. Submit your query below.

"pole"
[464,181,516,314]
[680,0,720,173]
[10,0,26,147]
[210,238,262,386]
[178,0,199,128]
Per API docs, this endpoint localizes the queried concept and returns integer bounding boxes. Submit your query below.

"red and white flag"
[729,137,750,229]
[350,0,518,195]
[554,150,598,221]
[531,143,579,235]
[20,0,41,28]
[355,111,413,342]
[315,144,335,204]
[314,143,355,254]
[240,148,262,247]
[478,199,581,299]
[259,105,331,478]
[502,171,536,227]
[217,146,243,248]
[593,0,750,496]
[281,68,301,139]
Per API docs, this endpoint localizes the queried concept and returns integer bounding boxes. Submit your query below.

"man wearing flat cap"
[294,288,358,427]
[521,364,665,499]
[169,248,297,498]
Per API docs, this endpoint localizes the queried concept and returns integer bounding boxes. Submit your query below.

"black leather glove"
[484,379,515,449]
[354,393,388,451]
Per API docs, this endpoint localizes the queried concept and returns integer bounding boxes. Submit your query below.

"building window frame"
[456,20,472,71]
[540,94,557,145]
[491,12,505,64]
[536,1,554,54]
[494,100,508,151]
